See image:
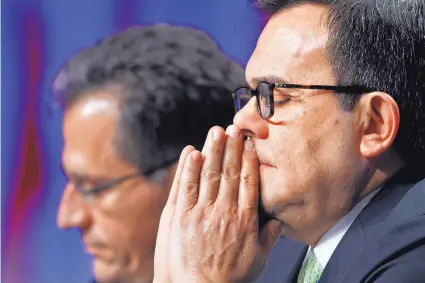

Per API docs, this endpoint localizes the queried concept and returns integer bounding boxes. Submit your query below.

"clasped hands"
[153,125,283,283]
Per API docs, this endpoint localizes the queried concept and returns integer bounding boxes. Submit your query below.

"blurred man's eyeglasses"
[232,81,371,120]
[62,158,178,201]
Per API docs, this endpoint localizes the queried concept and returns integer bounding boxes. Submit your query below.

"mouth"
[85,246,102,258]
[86,246,114,264]
[84,241,107,258]
[259,160,276,168]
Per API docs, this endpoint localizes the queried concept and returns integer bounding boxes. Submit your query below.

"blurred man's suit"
[257,167,425,283]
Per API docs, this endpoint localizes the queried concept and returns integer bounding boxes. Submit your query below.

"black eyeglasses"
[232,81,372,120]
[75,172,141,197]
[63,157,178,198]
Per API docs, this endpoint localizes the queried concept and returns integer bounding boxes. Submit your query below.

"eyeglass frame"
[232,81,374,120]
[62,157,179,199]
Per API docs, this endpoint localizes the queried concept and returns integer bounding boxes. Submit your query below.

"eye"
[73,179,87,189]
[273,89,294,106]
[275,97,291,106]
[72,178,99,193]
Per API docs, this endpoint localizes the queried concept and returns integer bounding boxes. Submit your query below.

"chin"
[93,258,123,283]
[259,183,284,215]
[260,191,304,227]
[94,259,153,283]
[279,223,303,241]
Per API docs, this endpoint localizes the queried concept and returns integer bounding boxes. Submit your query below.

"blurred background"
[1,0,266,282]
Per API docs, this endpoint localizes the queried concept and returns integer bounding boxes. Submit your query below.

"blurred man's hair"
[54,24,245,179]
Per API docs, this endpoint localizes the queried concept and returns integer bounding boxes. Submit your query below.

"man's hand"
[154,125,283,283]
[153,146,196,283]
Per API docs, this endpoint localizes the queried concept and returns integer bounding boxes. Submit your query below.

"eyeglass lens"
[234,83,273,119]
[257,82,273,119]
[234,87,251,112]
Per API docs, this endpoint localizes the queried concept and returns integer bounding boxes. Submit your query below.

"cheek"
[263,106,356,208]
[94,187,168,253]
[274,100,354,170]
[270,115,322,183]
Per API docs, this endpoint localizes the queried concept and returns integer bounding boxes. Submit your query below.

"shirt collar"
[310,187,382,268]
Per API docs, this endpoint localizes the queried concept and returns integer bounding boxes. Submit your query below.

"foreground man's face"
[58,92,170,283]
[234,4,365,245]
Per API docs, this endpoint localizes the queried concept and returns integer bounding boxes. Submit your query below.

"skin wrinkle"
[185,207,243,270]
[196,210,257,276]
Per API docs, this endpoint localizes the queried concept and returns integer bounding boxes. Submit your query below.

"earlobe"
[359,92,400,158]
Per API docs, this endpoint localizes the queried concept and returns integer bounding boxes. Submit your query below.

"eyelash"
[73,179,98,190]
[274,97,291,106]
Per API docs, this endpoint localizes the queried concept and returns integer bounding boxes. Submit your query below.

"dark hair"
[255,0,425,167]
[53,24,245,175]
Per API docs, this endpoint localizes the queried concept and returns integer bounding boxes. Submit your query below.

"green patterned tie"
[297,250,324,283]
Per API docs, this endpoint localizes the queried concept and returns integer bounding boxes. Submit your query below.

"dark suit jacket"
[257,168,425,283]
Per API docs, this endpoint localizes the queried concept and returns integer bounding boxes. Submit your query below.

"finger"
[201,127,212,154]
[238,139,259,209]
[198,126,226,205]
[216,125,243,205]
[167,145,196,206]
[176,150,203,213]
[259,219,283,255]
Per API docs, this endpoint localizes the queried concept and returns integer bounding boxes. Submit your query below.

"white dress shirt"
[303,188,382,268]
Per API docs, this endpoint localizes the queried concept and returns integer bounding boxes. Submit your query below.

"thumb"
[259,219,283,255]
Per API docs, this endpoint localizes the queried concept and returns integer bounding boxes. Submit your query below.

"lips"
[257,155,275,167]
[85,246,112,263]
[85,243,101,255]
[258,160,276,168]
[85,246,98,256]
[251,140,274,168]
[84,239,108,258]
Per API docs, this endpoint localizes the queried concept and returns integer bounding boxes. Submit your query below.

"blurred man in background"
[54,24,245,283]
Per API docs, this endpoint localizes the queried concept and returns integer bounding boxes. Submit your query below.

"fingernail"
[191,151,202,162]
[244,139,255,151]
[212,127,223,142]
[226,125,240,138]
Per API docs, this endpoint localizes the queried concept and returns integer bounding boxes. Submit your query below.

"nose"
[233,97,269,139]
[57,183,92,230]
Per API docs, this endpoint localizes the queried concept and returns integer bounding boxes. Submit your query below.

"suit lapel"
[319,169,417,283]
[318,215,368,283]
[345,215,425,283]
[344,179,425,283]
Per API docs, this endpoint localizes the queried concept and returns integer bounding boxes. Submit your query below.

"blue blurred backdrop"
[1,1,265,282]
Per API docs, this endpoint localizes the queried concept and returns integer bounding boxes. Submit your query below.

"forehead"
[246,4,334,86]
[62,92,132,175]
[63,91,119,140]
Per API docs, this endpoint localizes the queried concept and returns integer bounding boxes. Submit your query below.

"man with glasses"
[54,24,245,283]
[152,0,425,282]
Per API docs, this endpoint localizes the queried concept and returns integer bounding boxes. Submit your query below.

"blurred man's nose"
[233,97,268,139]
[57,184,92,230]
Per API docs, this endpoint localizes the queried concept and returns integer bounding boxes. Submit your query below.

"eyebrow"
[251,75,290,86]
[60,164,108,183]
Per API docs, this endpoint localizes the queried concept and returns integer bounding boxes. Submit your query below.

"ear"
[358,92,400,158]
